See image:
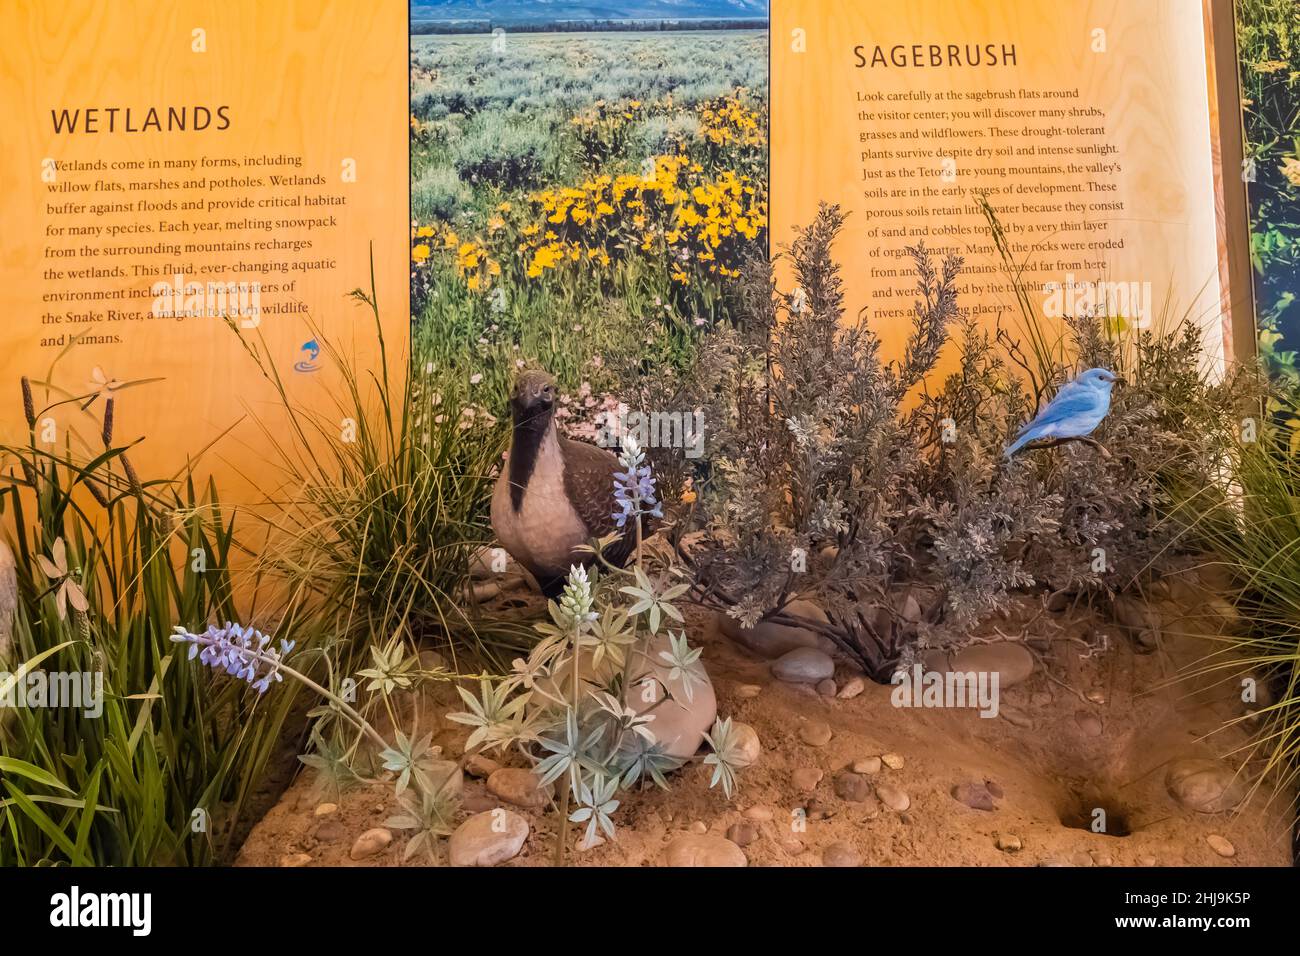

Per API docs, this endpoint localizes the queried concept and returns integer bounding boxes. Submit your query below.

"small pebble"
[996,833,1022,853]
[792,767,824,791]
[735,683,763,699]
[805,797,831,821]
[465,754,502,778]
[279,853,312,867]
[951,782,996,811]
[487,768,553,809]
[1075,712,1104,737]
[834,771,873,803]
[881,753,904,770]
[799,719,833,747]
[837,677,866,699]
[314,803,338,817]
[689,820,708,834]
[822,841,861,867]
[726,821,759,847]
[852,756,882,775]
[876,785,910,812]
[745,805,774,822]
[349,827,393,861]
[313,819,346,844]
[730,722,762,768]
[1206,834,1235,858]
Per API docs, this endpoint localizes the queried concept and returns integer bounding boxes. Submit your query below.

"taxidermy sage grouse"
[491,370,643,598]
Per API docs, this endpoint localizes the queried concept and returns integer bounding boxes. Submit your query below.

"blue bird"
[1004,367,1118,459]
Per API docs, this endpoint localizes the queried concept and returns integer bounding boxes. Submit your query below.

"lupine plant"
[173,619,470,864]
[448,436,744,864]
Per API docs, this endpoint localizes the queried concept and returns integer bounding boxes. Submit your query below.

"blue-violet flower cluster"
[171,622,296,694]
[612,435,663,529]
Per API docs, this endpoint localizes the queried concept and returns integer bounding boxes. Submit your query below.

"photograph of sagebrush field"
[2,0,1297,873]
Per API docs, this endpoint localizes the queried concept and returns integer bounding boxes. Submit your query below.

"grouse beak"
[510,374,557,425]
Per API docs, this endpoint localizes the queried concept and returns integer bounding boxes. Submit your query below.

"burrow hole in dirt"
[1058,790,1134,838]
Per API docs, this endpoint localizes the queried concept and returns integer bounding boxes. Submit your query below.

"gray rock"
[1165,758,1245,813]
[628,632,718,762]
[313,819,347,844]
[771,647,835,684]
[834,771,872,802]
[717,600,836,659]
[449,809,529,866]
[951,782,996,811]
[665,834,747,867]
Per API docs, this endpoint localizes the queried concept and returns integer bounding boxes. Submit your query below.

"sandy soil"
[236,574,1294,867]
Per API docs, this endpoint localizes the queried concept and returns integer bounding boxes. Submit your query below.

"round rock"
[876,785,910,812]
[951,782,996,811]
[717,600,836,659]
[449,809,529,866]
[730,721,762,768]
[1165,758,1245,813]
[628,632,718,763]
[772,648,835,684]
[665,834,748,867]
[1205,834,1235,858]
[822,841,861,867]
[792,767,824,791]
[487,768,553,809]
[726,821,759,847]
[799,718,833,746]
[349,827,393,861]
[834,771,872,802]
[946,642,1035,688]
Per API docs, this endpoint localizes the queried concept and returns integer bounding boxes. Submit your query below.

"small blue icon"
[294,339,321,373]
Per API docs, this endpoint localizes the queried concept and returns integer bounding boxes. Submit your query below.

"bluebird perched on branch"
[1004,367,1118,459]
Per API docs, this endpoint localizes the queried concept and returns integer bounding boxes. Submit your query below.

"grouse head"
[510,369,558,432]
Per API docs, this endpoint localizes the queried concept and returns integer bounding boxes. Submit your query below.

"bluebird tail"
[1003,431,1035,459]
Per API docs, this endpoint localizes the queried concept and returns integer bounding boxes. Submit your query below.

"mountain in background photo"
[410,0,768,24]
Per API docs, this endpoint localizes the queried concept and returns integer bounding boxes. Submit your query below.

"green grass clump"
[0,369,301,865]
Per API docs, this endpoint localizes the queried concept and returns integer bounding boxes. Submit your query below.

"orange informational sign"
[772,0,1240,375]
[0,0,408,500]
